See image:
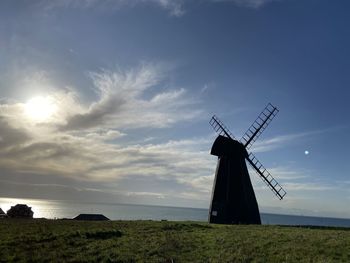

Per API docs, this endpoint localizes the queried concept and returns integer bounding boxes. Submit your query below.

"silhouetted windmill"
[209,103,286,224]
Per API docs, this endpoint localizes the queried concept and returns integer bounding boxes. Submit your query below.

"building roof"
[0,208,5,215]
[73,214,110,221]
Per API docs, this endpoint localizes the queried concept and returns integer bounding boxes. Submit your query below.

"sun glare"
[24,96,57,122]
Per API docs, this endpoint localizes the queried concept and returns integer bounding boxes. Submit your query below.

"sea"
[1,197,350,228]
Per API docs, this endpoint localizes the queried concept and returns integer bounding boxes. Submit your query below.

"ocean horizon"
[1,197,350,228]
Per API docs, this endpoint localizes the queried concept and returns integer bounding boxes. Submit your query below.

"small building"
[0,208,6,218]
[7,204,34,218]
[73,214,110,221]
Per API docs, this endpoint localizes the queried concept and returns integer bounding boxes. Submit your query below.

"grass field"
[0,219,349,262]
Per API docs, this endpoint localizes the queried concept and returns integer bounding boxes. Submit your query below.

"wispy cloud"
[200,82,216,94]
[60,64,201,131]
[211,0,282,9]
[251,129,331,153]
[149,0,185,16]
[266,166,308,181]
[250,164,331,191]
[40,0,185,16]
[251,133,304,153]
[281,182,335,191]
[39,0,283,17]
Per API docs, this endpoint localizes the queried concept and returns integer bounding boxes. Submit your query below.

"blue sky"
[0,0,349,218]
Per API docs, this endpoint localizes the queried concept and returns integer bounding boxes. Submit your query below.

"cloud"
[126,191,165,199]
[149,0,185,16]
[249,164,329,191]
[40,0,185,16]
[86,130,126,141]
[0,117,31,149]
[250,129,330,153]
[281,182,334,192]
[250,133,304,153]
[200,82,217,94]
[211,0,282,9]
[0,131,215,205]
[60,64,201,131]
[264,166,308,181]
[39,0,281,17]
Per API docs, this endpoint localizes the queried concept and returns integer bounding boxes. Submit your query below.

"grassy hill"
[0,219,349,262]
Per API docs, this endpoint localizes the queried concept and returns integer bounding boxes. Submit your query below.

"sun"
[24,96,57,122]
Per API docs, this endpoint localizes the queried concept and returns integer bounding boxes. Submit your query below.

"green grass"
[0,219,349,262]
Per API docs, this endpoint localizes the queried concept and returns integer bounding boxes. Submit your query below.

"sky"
[0,0,350,218]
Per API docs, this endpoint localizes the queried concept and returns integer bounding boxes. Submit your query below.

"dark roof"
[73,214,110,221]
[0,208,5,215]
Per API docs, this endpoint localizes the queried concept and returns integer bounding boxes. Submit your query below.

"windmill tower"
[209,103,286,225]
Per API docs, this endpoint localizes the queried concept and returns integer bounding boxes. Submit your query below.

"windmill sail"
[246,152,286,200]
[240,103,279,150]
[209,115,235,140]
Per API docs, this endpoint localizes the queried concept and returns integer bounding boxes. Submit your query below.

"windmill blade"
[209,115,235,140]
[246,152,286,200]
[240,103,279,150]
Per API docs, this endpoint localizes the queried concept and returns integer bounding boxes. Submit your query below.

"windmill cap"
[211,135,248,158]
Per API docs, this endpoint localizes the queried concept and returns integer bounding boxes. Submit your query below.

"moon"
[24,96,57,122]
[304,150,309,155]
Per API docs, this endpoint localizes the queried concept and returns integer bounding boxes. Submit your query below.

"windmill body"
[209,103,286,225]
[209,135,261,224]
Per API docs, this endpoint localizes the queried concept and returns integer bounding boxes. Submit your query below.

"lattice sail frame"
[209,115,235,140]
[247,152,286,200]
[209,104,286,200]
[240,103,279,150]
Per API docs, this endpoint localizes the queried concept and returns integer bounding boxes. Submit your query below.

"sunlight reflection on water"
[0,197,208,220]
[1,198,350,227]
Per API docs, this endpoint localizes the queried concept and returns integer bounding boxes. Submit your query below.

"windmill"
[208,103,286,225]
